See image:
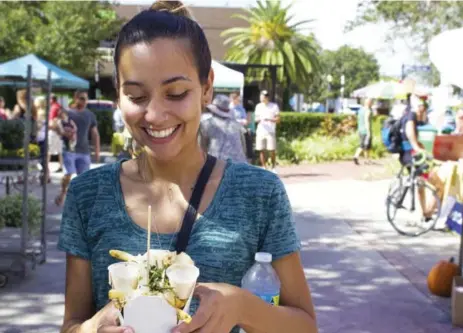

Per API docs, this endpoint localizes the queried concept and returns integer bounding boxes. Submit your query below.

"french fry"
[176,308,192,324]
[108,289,125,300]
[108,289,126,310]
[109,249,135,262]
[175,298,187,309]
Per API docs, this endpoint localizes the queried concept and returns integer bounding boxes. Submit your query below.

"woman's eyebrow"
[121,76,191,88]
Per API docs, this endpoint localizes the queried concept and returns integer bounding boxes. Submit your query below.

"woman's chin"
[143,146,181,162]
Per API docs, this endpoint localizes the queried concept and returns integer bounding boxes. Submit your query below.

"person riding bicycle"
[400,98,436,221]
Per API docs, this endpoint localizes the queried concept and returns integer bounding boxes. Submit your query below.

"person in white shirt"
[255,90,280,172]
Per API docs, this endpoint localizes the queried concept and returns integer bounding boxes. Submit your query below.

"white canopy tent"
[212,60,244,93]
[429,28,463,89]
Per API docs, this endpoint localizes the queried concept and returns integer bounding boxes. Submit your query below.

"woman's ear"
[203,68,215,107]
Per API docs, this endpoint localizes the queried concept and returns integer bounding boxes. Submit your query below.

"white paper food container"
[121,288,195,333]
[108,262,140,293]
[166,264,200,300]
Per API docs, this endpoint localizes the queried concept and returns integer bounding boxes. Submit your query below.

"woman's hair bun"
[150,1,194,20]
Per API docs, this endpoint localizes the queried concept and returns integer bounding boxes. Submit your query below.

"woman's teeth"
[146,126,178,138]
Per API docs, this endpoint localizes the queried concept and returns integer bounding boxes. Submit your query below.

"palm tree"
[221,0,321,93]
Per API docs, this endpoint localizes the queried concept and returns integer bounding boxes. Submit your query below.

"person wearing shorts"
[55,90,100,206]
[255,90,279,172]
[353,98,373,165]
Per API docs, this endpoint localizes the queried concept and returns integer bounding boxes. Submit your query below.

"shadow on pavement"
[293,210,463,333]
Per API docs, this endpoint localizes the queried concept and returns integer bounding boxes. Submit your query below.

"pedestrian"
[0,97,8,120]
[199,94,247,163]
[230,91,253,162]
[255,90,280,172]
[57,2,316,333]
[48,94,64,172]
[54,90,100,206]
[353,98,373,165]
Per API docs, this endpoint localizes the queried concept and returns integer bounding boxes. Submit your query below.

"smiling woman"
[57,1,318,333]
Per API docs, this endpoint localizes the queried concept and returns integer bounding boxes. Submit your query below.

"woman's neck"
[140,143,206,186]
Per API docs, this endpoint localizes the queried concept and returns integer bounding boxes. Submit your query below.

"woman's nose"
[144,100,168,124]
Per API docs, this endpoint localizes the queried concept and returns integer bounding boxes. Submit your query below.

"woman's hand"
[95,302,134,333]
[172,283,243,333]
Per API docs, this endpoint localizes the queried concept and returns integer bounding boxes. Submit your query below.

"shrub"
[276,113,388,164]
[0,194,42,233]
[278,112,349,140]
[88,109,114,145]
[0,119,26,150]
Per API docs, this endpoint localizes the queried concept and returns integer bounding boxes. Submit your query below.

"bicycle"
[386,152,442,237]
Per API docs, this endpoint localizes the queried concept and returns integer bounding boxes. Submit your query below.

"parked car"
[340,104,362,115]
[86,99,115,112]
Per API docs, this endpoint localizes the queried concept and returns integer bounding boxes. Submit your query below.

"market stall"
[212,60,244,94]
[0,54,89,286]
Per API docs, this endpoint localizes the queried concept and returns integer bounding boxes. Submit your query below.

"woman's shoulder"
[69,162,118,195]
[225,162,284,196]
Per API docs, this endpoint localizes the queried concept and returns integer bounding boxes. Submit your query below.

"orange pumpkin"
[427,257,460,297]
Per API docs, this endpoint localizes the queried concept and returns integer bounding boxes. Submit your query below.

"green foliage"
[0,120,26,150]
[318,46,380,100]
[91,110,114,145]
[278,112,348,140]
[277,113,387,163]
[346,1,463,84]
[0,194,42,232]
[222,0,321,91]
[0,1,122,74]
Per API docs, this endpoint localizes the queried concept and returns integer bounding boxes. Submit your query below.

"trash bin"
[418,124,438,156]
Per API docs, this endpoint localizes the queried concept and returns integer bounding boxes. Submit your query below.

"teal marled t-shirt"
[57,160,300,331]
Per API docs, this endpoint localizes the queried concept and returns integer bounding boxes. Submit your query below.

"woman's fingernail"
[123,328,134,333]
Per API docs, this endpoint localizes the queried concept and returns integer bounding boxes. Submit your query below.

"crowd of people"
[0,90,100,205]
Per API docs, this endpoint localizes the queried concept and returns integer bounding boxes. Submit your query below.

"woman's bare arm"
[239,252,317,333]
[405,121,424,151]
[60,255,96,333]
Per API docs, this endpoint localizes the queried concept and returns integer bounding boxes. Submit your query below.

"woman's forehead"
[118,39,197,85]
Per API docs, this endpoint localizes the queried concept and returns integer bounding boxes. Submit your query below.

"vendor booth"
[0,53,89,286]
[212,60,244,94]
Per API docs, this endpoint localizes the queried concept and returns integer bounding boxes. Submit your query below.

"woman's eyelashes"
[126,91,189,104]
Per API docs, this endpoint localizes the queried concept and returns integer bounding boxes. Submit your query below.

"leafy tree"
[221,0,321,93]
[0,1,122,75]
[345,1,463,83]
[308,45,380,102]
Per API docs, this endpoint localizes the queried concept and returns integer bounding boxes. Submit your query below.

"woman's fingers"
[97,325,134,333]
[172,305,213,333]
[194,314,224,333]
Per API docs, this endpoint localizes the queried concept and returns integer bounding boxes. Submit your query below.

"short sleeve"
[259,177,301,260]
[274,103,280,115]
[90,111,97,129]
[57,184,90,260]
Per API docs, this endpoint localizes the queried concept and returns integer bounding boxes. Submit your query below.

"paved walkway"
[0,161,462,332]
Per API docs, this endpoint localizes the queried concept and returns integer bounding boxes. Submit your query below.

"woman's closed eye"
[127,95,146,104]
[167,90,188,101]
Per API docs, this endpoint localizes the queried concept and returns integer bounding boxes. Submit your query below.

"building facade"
[91,4,247,100]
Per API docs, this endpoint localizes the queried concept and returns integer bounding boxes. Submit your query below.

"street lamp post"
[325,74,333,113]
[340,75,345,99]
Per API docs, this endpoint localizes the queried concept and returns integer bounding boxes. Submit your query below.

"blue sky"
[118,0,417,77]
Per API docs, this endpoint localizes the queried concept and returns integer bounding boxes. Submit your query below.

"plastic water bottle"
[242,252,281,306]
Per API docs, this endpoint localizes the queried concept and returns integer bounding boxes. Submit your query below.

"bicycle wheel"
[386,180,441,236]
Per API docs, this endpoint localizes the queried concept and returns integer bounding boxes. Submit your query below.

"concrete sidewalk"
[1,165,463,332]
[287,180,463,332]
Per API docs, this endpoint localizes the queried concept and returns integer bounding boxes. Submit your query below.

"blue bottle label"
[256,293,279,306]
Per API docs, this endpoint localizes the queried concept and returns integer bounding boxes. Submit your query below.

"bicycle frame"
[395,163,418,212]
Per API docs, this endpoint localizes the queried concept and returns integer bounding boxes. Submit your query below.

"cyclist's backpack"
[381,116,403,153]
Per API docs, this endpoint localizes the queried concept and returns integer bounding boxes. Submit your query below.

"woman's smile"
[143,124,182,144]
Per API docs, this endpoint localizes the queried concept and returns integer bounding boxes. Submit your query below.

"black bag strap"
[175,154,217,253]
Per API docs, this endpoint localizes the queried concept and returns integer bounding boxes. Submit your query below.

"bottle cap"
[255,252,272,263]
